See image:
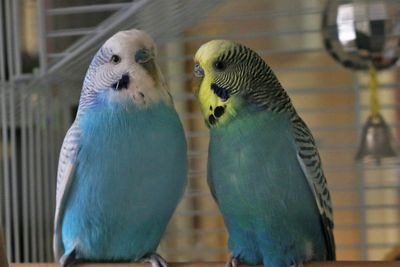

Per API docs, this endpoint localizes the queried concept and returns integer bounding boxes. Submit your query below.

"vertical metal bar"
[11,0,22,76]
[7,2,21,256]
[4,0,16,261]
[37,0,48,74]
[35,96,44,262]
[1,0,11,253]
[20,88,29,262]
[48,97,55,218]
[0,0,6,234]
[353,72,368,260]
[0,84,11,263]
[41,93,52,261]
[8,80,20,262]
[4,0,14,79]
[0,0,5,81]
[48,95,57,262]
[28,95,37,262]
[0,91,3,255]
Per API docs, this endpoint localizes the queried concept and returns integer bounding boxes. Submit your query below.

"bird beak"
[112,73,130,91]
[194,63,204,78]
[192,63,204,97]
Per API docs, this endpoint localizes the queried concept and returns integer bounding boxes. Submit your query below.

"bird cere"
[53,29,335,267]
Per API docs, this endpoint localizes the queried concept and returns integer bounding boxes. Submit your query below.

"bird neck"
[245,67,295,114]
[77,100,177,138]
[210,108,293,142]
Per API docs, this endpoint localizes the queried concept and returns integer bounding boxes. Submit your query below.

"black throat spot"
[208,115,216,126]
[211,83,230,101]
[207,105,226,127]
[112,73,130,91]
[214,106,225,118]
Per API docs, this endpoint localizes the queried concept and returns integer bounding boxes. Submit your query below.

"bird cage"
[0,0,399,263]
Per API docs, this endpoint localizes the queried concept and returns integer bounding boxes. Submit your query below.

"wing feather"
[53,122,81,260]
[207,154,218,204]
[291,116,336,260]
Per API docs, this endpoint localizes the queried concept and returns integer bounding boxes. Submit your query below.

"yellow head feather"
[194,40,241,127]
[194,40,293,128]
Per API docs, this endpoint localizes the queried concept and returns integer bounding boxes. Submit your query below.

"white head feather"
[80,29,172,110]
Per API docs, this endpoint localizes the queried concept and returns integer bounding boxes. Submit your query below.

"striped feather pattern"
[239,44,335,259]
[291,115,336,260]
[53,29,173,261]
[205,41,334,222]
[195,39,335,260]
[79,47,113,110]
[53,121,81,259]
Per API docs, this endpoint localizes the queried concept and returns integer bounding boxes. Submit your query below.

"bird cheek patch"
[214,106,225,118]
[208,114,217,125]
[132,91,146,105]
[207,105,226,126]
[211,83,230,101]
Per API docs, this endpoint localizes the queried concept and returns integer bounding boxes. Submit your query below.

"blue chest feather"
[61,102,187,261]
[209,110,325,266]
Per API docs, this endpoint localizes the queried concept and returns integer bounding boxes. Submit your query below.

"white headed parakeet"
[54,29,187,267]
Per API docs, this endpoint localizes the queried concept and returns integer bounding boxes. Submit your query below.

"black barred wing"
[291,115,336,260]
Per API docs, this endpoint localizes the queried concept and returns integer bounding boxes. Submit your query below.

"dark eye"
[214,60,226,71]
[110,55,121,64]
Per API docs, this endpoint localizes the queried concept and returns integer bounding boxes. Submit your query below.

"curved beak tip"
[194,64,204,78]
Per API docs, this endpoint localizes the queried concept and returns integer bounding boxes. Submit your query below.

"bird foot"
[60,249,76,267]
[141,253,169,267]
[225,255,238,267]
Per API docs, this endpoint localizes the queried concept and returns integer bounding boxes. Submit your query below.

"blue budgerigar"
[193,40,335,267]
[53,29,187,267]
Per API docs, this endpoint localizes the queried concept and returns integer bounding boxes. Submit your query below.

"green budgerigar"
[193,40,335,267]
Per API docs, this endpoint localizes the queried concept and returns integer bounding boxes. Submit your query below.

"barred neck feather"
[76,30,172,115]
[233,45,295,114]
[195,39,297,127]
[79,47,110,110]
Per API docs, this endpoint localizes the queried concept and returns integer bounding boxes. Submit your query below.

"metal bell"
[355,113,397,164]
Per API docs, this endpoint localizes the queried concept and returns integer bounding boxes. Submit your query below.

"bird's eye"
[110,55,121,64]
[135,49,152,63]
[214,60,226,71]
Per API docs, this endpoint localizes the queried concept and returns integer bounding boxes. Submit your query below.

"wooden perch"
[9,262,400,267]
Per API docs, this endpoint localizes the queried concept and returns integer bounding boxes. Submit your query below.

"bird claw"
[141,253,169,267]
[225,255,238,267]
[60,249,76,267]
